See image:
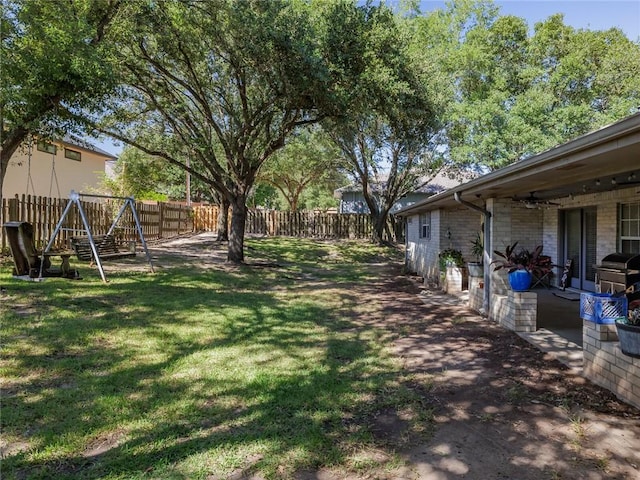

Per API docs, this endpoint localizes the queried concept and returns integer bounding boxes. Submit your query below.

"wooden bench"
[70,234,136,262]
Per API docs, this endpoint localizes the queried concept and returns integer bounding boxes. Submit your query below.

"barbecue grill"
[596,253,640,296]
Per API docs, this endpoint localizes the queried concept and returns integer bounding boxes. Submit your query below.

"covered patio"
[524,287,583,371]
[400,113,640,408]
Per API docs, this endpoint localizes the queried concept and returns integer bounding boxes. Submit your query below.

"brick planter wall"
[443,266,468,293]
[583,321,640,409]
[469,276,484,312]
[490,290,537,333]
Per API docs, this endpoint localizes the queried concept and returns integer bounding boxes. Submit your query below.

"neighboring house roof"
[334,170,471,199]
[396,112,640,216]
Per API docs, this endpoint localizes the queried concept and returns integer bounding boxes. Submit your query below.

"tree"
[0,0,124,203]
[437,4,640,170]
[101,146,215,202]
[259,127,342,211]
[96,0,368,263]
[297,168,347,211]
[325,5,443,244]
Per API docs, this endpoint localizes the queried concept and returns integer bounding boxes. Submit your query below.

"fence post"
[158,202,164,239]
[9,195,19,220]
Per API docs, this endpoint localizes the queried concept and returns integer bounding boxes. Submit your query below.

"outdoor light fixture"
[446,228,451,239]
[595,179,601,186]
[612,177,617,185]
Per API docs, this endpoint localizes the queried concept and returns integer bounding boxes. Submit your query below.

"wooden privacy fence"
[193,206,373,239]
[134,201,193,241]
[1,194,193,251]
[1,195,377,251]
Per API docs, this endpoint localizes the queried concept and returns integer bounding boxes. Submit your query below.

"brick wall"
[405,210,442,283]
[469,276,484,312]
[443,266,468,293]
[489,290,537,332]
[405,207,484,285]
[440,207,484,262]
[583,321,640,409]
[510,206,543,253]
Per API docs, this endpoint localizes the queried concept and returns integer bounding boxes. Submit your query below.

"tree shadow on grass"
[6,237,637,479]
[1,263,425,479]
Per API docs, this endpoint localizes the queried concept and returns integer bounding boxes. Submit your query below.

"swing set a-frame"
[43,190,155,282]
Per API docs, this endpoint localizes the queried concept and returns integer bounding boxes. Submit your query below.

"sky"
[420,0,640,40]
[94,0,640,157]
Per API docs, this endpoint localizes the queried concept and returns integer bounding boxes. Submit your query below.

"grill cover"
[600,253,640,271]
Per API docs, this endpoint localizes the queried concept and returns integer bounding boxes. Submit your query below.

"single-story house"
[396,112,640,408]
[334,171,468,214]
[2,136,117,199]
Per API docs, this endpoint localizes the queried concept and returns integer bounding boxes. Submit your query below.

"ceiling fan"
[515,192,560,209]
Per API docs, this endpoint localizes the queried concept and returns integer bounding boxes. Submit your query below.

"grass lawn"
[0,237,432,480]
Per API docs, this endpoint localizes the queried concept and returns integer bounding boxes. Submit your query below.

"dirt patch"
[341,265,640,480]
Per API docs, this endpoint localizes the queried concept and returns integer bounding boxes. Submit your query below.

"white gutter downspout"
[454,192,492,314]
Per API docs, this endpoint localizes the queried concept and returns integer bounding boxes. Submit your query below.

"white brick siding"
[406,208,482,283]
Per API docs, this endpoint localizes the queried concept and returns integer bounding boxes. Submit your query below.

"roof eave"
[396,112,640,216]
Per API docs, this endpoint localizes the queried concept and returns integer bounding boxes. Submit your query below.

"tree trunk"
[1,126,29,194]
[371,207,393,245]
[1,128,29,226]
[372,215,386,244]
[217,197,230,242]
[227,196,247,263]
[384,218,394,243]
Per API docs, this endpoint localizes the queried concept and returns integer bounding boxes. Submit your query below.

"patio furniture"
[532,269,553,289]
[532,262,561,289]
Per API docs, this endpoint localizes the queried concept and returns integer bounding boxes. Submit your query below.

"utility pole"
[186,155,191,206]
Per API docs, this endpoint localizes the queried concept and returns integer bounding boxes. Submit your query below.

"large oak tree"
[422,1,640,171]
[258,127,342,212]
[324,5,443,244]
[97,0,370,262]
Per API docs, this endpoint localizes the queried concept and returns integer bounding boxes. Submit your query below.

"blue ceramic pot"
[508,269,532,291]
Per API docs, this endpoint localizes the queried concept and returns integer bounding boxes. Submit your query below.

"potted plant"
[491,242,552,292]
[615,299,640,358]
[439,248,464,269]
[467,233,484,277]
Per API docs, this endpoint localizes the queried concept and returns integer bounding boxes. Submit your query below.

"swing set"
[3,136,154,282]
[4,191,154,283]
[43,190,155,282]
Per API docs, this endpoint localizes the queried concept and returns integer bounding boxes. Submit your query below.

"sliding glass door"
[564,207,597,291]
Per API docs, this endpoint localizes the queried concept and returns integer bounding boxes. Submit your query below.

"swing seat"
[71,234,136,262]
